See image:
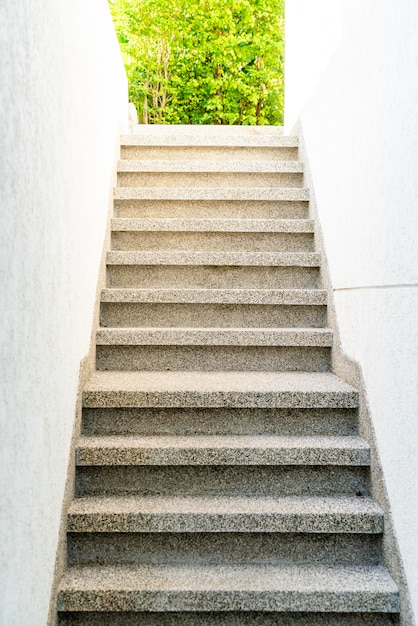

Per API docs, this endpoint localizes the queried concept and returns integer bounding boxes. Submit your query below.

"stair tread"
[111,218,314,232]
[101,288,327,305]
[114,187,310,201]
[107,251,320,266]
[96,327,333,347]
[118,159,304,173]
[76,434,370,466]
[67,494,383,533]
[58,563,399,613]
[83,371,358,409]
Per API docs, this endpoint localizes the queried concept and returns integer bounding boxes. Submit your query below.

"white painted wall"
[286,0,418,619]
[0,2,127,625]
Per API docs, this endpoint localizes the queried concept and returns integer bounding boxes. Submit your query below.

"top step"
[129,125,284,135]
[122,126,296,148]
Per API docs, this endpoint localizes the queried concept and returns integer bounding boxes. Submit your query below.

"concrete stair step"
[82,406,358,438]
[96,327,333,347]
[95,347,330,372]
[110,218,314,232]
[118,159,304,173]
[125,124,284,135]
[114,187,310,201]
[76,435,370,467]
[120,129,294,148]
[100,302,327,330]
[100,288,327,305]
[120,145,300,162]
[100,288,327,330]
[111,231,314,253]
[83,371,359,409]
[108,263,319,290]
[76,464,368,498]
[67,494,382,534]
[58,611,401,626]
[118,172,303,189]
[58,563,399,613]
[113,199,309,221]
[107,250,320,267]
[68,530,382,570]
[106,251,321,291]
[95,329,332,372]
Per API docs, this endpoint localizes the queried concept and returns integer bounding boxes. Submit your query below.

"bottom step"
[59,564,399,613]
[58,612,400,626]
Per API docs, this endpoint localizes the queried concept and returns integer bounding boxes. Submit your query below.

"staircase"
[57,126,400,625]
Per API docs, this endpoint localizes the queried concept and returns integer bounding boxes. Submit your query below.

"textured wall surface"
[0,2,127,624]
[285,0,418,620]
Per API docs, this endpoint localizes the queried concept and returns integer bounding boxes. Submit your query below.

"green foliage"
[109,0,284,125]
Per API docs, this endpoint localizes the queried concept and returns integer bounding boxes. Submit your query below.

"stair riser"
[107,265,320,289]
[77,446,369,467]
[111,232,314,253]
[117,172,303,189]
[114,200,309,220]
[82,407,359,438]
[100,303,327,329]
[120,146,299,161]
[67,532,381,567]
[76,466,369,497]
[58,589,399,614]
[96,345,331,372]
[58,611,400,626]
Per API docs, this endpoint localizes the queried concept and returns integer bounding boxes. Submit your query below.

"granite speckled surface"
[76,434,369,466]
[58,612,400,626]
[83,371,359,409]
[108,265,320,290]
[96,327,333,346]
[120,146,300,163]
[119,132,296,148]
[100,288,327,305]
[81,407,358,437]
[113,199,309,220]
[111,231,314,253]
[114,187,310,201]
[67,494,382,534]
[68,530,382,567]
[76,465,368,498]
[118,172,303,189]
[100,302,327,330]
[110,218,314,232]
[117,159,304,173]
[106,250,320,266]
[100,288,327,330]
[96,345,331,372]
[58,563,399,612]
